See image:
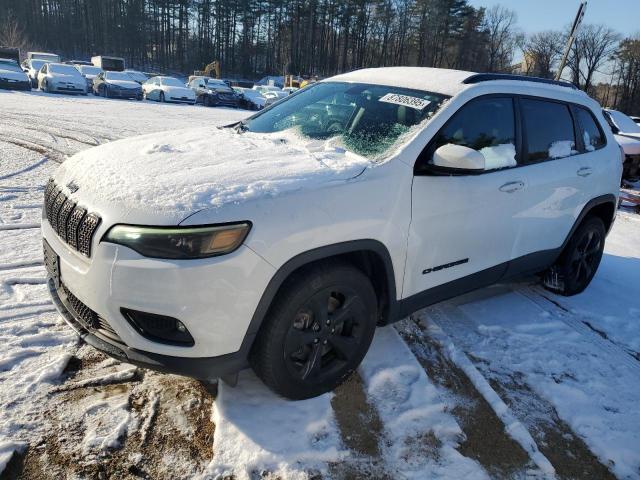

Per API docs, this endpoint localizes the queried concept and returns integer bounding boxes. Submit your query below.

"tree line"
[0,0,638,114]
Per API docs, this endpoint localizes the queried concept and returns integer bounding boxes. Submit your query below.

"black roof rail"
[463,73,578,90]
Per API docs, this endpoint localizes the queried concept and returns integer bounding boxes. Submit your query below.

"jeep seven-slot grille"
[62,283,122,342]
[44,179,101,257]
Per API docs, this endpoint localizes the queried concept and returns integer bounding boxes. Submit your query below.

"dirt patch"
[9,345,217,480]
[330,373,391,479]
[397,319,535,478]
[489,374,617,480]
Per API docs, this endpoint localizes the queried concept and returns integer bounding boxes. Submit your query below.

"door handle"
[499,181,525,193]
[577,167,593,177]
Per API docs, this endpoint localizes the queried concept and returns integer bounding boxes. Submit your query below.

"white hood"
[55,127,369,218]
[615,134,640,156]
[107,79,140,89]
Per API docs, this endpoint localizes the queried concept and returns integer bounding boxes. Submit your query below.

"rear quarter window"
[521,99,577,163]
[575,107,606,152]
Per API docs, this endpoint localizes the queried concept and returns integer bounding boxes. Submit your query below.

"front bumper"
[109,88,141,99]
[50,84,86,94]
[168,96,196,104]
[0,78,31,90]
[42,217,275,359]
[48,278,248,379]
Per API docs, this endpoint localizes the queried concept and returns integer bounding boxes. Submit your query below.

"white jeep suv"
[43,67,621,399]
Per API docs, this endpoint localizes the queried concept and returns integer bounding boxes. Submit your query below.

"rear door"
[404,96,527,298]
[513,98,587,260]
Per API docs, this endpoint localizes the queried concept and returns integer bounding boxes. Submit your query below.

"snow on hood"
[55,127,370,217]
[615,134,640,155]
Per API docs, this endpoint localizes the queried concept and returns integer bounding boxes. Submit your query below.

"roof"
[327,67,475,96]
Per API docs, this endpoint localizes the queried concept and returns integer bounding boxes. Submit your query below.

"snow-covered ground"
[1,90,639,479]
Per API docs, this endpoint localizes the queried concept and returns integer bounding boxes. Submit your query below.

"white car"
[43,67,621,400]
[76,65,102,90]
[252,85,288,106]
[233,87,266,110]
[143,76,196,104]
[38,62,88,95]
[603,109,640,179]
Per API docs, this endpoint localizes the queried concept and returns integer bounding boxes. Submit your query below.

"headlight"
[103,222,251,259]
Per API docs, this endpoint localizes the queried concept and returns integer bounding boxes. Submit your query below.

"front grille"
[44,179,101,257]
[62,282,122,343]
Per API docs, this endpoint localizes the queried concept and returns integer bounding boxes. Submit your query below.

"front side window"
[429,97,517,170]
[241,82,448,160]
[575,107,605,152]
[522,99,577,162]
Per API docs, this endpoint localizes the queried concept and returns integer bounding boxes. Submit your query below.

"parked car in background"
[27,52,60,63]
[93,70,142,100]
[37,63,88,95]
[282,86,299,95]
[253,85,288,106]
[233,87,266,110]
[22,58,48,87]
[124,69,148,84]
[188,77,239,107]
[66,60,93,66]
[0,46,20,64]
[603,109,640,180]
[76,65,102,90]
[0,58,31,90]
[142,76,196,104]
[629,115,640,125]
[91,56,125,72]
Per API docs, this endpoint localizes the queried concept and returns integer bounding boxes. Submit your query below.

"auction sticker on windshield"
[379,93,431,110]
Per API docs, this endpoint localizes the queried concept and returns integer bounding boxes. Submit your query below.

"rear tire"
[250,262,377,400]
[543,216,605,296]
[159,91,165,103]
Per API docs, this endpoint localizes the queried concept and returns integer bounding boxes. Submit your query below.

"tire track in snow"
[358,326,491,480]
[518,286,640,372]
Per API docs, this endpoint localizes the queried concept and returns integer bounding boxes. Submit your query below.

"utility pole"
[555,1,587,82]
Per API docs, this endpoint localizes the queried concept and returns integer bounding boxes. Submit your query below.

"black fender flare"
[237,239,398,359]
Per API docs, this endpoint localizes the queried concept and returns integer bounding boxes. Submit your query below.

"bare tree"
[0,12,30,54]
[483,5,519,72]
[568,24,620,92]
[523,30,564,78]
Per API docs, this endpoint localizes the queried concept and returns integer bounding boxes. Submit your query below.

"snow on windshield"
[49,64,82,76]
[161,77,185,87]
[243,82,448,160]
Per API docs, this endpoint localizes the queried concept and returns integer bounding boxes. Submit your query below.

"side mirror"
[432,144,485,171]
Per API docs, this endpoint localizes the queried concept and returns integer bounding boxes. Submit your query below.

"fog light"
[120,308,194,346]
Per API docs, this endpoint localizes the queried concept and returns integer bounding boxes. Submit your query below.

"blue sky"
[467,0,639,36]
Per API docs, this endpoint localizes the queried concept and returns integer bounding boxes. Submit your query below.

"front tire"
[159,91,165,103]
[250,262,377,400]
[543,216,605,296]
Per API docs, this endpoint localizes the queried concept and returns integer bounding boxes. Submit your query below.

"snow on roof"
[326,67,476,96]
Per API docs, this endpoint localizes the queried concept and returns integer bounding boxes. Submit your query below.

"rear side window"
[521,99,576,162]
[575,107,605,152]
[430,97,517,170]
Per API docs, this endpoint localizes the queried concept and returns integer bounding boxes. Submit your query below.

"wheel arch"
[238,240,398,358]
[562,194,617,253]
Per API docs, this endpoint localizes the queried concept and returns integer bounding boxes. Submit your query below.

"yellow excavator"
[203,60,221,79]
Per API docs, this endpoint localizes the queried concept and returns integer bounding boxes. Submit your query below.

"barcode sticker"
[379,93,431,110]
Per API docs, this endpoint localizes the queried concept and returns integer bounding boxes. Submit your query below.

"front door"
[404,96,526,299]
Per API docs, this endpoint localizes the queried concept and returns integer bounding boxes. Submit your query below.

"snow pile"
[55,126,370,216]
[480,143,516,170]
[359,327,488,480]
[548,140,577,159]
[203,370,347,480]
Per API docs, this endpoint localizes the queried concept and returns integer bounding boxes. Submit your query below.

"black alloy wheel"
[545,216,605,296]
[251,262,377,400]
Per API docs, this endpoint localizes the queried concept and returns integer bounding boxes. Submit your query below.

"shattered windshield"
[241,82,448,160]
